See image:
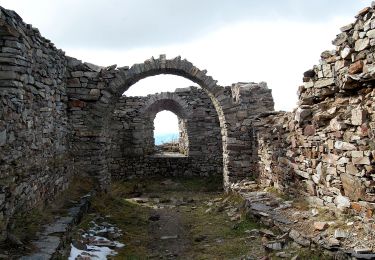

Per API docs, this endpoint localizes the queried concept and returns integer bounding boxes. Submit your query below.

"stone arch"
[108,55,228,143]
[107,55,229,137]
[77,55,255,190]
[109,55,223,97]
[139,92,195,156]
[141,92,193,120]
[109,55,229,160]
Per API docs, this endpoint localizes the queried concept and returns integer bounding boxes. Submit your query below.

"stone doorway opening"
[153,110,186,157]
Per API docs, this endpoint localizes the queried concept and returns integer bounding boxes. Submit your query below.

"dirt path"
[148,208,191,259]
[113,177,268,259]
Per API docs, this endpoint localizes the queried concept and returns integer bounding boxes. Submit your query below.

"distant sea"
[154,132,178,145]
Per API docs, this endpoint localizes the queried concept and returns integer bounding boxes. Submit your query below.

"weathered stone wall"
[112,156,221,178]
[231,82,275,179]
[109,86,224,177]
[255,5,375,214]
[253,112,296,191]
[66,58,119,189]
[0,7,72,240]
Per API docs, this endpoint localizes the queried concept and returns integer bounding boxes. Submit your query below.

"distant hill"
[154,133,178,145]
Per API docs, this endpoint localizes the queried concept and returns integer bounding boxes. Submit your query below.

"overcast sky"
[1,0,372,135]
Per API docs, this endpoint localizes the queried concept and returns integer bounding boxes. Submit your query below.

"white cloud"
[1,0,371,49]
[154,111,179,134]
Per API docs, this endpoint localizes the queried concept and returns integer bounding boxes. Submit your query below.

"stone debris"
[327,237,340,248]
[334,229,349,239]
[160,235,178,240]
[354,247,373,254]
[237,183,375,258]
[263,240,283,251]
[313,221,328,231]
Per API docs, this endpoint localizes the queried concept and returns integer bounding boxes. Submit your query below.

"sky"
[1,0,373,135]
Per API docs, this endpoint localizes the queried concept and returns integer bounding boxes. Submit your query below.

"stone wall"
[0,7,72,240]
[231,82,275,179]
[109,86,224,178]
[255,5,375,214]
[112,156,221,178]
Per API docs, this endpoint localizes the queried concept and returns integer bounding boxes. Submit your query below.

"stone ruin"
[1,2,375,245]
[110,87,223,178]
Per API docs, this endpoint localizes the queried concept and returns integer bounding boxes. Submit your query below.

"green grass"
[274,248,334,260]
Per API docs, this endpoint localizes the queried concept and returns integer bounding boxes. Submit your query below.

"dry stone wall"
[255,4,375,216]
[0,7,72,240]
[109,87,223,178]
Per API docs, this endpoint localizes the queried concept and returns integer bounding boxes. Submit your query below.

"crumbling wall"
[255,5,375,214]
[228,82,275,186]
[109,86,224,178]
[0,7,72,240]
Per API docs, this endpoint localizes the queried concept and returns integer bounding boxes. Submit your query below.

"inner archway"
[109,83,224,178]
[140,92,193,157]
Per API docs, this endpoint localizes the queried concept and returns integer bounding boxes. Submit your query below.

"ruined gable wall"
[0,7,72,240]
[109,87,224,178]
[65,53,125,190]
[255,5,375,215]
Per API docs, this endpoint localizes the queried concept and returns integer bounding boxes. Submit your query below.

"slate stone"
[250,203,272,212]
[0,130,6,146]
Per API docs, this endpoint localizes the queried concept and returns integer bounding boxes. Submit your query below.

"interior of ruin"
[2,2,375,259]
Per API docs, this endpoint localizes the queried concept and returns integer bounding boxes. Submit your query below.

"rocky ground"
[4,176,371,259]
[232,180,375,260]
[69,177,328,259]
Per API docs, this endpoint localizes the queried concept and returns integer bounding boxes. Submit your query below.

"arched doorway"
[68,55,255,190]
